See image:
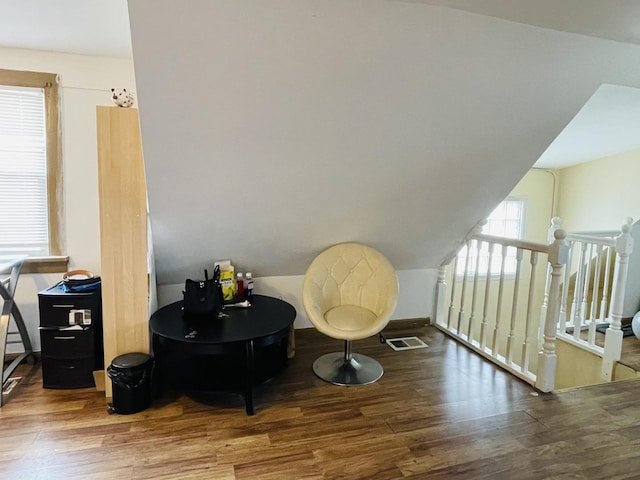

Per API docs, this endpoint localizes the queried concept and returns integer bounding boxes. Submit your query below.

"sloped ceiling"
[404,0,640,45]
[128,0,640,285]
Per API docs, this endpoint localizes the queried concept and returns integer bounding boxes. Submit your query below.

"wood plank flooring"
[620,333,640,371]
[2,320,640,479]
[587,328,640,371]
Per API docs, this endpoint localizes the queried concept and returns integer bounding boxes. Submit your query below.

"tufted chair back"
[303,243,398,341]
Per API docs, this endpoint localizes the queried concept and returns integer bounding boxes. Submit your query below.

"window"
[456,198,525,276]
[483,199,525,240]
[0,69,65,268]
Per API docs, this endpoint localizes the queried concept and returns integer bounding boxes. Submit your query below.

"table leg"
[245,339,255,415]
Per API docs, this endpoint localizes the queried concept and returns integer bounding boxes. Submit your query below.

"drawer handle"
[53,336,76,340]
[52,304,75,308]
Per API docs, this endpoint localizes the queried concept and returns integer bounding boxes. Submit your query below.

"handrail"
[564,232,616,247]
[472,233,549,254]
[569,230,619,238]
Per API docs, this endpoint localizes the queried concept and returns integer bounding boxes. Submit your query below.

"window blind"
[0,85,49,256]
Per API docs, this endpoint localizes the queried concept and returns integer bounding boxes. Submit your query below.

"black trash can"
[107,352,154,414]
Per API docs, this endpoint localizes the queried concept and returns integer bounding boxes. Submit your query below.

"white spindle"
[447,255,459,329]
[506,248,523,365]
[587,245,603,345]
[480,242,495,350]
[572,242,587,339]
[580,243,593,324]
[467,239,482,339]
[539,263,551,348]
[590,244,603,321]
[560,240,574,330]
[457,240,472,333]
[436,265,447,326]
[491,246,508,355]
[522,251,538,373]
[599,247,612,322]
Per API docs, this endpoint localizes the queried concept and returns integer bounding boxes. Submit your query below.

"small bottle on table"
[245,272,254,301]
[236,272,245,301]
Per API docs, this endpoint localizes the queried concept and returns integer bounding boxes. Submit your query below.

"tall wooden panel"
[97,106,148,397]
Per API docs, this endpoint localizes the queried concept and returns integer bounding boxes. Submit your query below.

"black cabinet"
[38,282,103,389]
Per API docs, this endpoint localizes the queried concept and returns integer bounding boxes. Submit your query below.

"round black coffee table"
[150,294,296,415]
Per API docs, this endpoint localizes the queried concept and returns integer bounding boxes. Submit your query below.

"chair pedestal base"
[313,352,383,386]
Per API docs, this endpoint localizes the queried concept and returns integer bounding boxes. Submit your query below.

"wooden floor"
[620,333,640,371]
[586,327,640,371]
[3,320,640,479]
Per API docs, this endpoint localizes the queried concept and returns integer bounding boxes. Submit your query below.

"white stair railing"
[435,216,633,391]
[435,226,568,391]
[545,217,634,381]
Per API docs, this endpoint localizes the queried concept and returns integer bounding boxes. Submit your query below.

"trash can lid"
[111,352,152,369]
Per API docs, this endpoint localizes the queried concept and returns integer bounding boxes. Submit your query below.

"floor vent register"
[385,336,429,351]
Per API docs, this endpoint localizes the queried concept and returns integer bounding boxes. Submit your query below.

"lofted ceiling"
[0,1,638,171]
[402,0,640,46]
[0,0,132,58]
[125,0,640,283]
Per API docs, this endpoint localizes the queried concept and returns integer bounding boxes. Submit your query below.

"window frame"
[456,197,527,279]
[0,68,67,272]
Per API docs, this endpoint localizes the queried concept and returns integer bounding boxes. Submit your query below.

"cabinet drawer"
[41,357,95,389]
[38,283,101,328]
[39,296,98,327]
[40,329,94,358]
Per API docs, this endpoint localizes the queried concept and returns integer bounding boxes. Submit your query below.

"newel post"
[539,217,562,346]
[602,218,634,381]
[536,228,569,393]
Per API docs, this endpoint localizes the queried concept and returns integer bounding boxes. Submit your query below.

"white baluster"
[522,251,538,373]
[537,229,569,392]
[572,242,587,340]
[539,263,551,348]
[589,245,603,321]
[447,255,459,329]
[602,218,634,381]
[435,265,447,326]
[588,244,603,345]
[580,243,593,326]
[480,242,495,350]
[491,246,508,355]
[599,247,612,322]
[542,217,559,342]
[457,240,472,334]
[506,248,523,365]
[467,239,482,340]
[560,240,573,326]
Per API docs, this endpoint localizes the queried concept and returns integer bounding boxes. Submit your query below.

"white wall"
[511,169,558,243]
[0,45,434,352]
[157,268,438,330]
[129,0,640,289]
[557,148,640,231]
[557,148,640,317]
[0,47,135,351]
